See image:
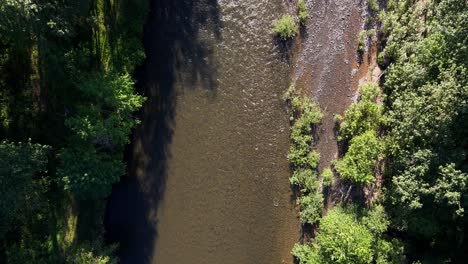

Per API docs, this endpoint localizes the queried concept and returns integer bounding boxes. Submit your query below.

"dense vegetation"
[0,0,147,263]
[292,0,467,263]
[335,83,384,185]
[285,84,324,225]
[380,0,467,261]
[293,205,403,264]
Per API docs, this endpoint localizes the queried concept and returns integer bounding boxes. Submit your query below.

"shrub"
[293,205,403,264]
[283,83,297,102]
[298,0,309,24]
[338,83,383,140]
[358,30,367,53]
[288,97,323,168]
[298,191,324,224]
[288,138,311,167]
[368,0,379,12]
[287,86,324,225]
[335,130,382,185]
[307,150,320,168]
[290,168,320,192]
[272,15,298,40]
[321,167,334,186]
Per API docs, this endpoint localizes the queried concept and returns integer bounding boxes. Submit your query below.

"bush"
[358,30,367,53]
[321,167,334,186]
[288,97,323,168]
[368,0,379,12]
[293,205,404,264]
[307,150,320,168]
[298,192,324,225]
[335,130,382,185]
[287,86,324,225]
[338,83,383,140]
[273,15,298,40]
[290,168,319,192]
[298,0,309,24]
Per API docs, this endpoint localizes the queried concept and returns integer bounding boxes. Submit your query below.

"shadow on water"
[104,0,222,263]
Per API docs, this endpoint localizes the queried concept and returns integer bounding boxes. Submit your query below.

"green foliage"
[65,242,118,264]
[321,168,334,186]
[313,207,374,264]
[335,130,382,185]
[0,0,147,262]
[338,83,383,141]
[272,15,298,40]
[358,30,367,53]
[65,73,144,150]
[290,168,319,192]
[298,0,309,24]
[368,0,380,12]
[288,96,323,168]
[293,205,404,264]
[287,85,324,225]
[0,141,49,239]
[378,0,468,260]
[58,73,144,199]
[59,147,124,200]
[6,240,54,264]
[298,192,324,224]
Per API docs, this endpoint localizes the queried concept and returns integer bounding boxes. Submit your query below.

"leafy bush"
[293,205,404,264]
[288,96,323,168]
[335,130,382,185]
[298,192,324,224]
[358,30,367,53]
[338,83,383,140]
[59,147,124,200]
[298,0,309,24]
[307,150,320,168]
[272,15,298,40]
[368,0,379,12]
[321,168,334,186]
[65,241,117,264]
[290,168,319,192]
[59,73,144,199]
[287,86,324,225]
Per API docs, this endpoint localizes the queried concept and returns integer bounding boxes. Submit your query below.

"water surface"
[106,0,300,263]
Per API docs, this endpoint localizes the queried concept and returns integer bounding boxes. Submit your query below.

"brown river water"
[106,0,300,263]
[105,0,365,263]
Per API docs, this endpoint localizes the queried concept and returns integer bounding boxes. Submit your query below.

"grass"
[272,15,298,40]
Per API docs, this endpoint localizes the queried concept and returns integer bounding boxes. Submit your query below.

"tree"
[293,205,404,264]
[0,141,49,239]
[335,131,382,185]
[59,73,144,199]
[337,83,383,141]
[379,0,468,260]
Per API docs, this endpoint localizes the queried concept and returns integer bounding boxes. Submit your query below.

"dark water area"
[105,0,300,263]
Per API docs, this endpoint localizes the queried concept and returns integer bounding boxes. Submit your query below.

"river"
[105,0,300,263]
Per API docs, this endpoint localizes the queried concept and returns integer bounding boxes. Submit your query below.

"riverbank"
[292,0,366,206]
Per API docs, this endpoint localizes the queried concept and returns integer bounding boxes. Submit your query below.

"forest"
[1,0,146,262]
[0,0,467,263]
